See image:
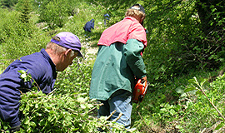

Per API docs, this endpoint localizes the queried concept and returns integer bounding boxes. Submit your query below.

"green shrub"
[0,61,132,132]
[0,0,18,8]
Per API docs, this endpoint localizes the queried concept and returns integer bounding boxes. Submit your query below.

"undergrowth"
[0,0,225,132]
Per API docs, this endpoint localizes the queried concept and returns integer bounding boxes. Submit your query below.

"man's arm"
[124,39,147,80]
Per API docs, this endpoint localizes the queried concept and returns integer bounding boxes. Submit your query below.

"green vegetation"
[0,0,225,132]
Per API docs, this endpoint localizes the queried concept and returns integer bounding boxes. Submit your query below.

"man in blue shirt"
[0,32,83,132]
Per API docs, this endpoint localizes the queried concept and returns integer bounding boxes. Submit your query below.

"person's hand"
[10,125,20,133]
[141,76,147,83]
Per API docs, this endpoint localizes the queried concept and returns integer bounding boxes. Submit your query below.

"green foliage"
[39,1,66,29]
[144,0,199,82]
[86,0,139,24]
[18,91,96,132]
[0,0,18,8]
[54,60,93,95]
[0,9,46,61]
[174,75,225,132]
[61,1,106,47]
[141,0,225,85]
[1,0,225,132]
[0,62,129,132]
[15,0,32,23]
[37,0,87,29]
[18,70,32,82]
[147,74,225,132]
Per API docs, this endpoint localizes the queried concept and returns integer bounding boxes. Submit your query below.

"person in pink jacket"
[90,4,147,129]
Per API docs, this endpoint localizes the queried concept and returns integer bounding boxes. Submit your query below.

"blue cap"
[51,32,83,57]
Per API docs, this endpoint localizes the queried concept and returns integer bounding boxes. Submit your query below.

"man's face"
[57,50,78,71]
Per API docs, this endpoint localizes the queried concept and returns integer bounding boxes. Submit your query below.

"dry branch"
[112,113,123,122]
[106,110,116,120]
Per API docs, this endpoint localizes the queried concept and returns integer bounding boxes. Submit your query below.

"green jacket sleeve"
[124,39,147,79]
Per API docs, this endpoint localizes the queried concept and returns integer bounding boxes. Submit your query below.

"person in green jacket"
[89,4,147,128]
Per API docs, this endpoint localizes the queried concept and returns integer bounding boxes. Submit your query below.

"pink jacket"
[98,17,147,47]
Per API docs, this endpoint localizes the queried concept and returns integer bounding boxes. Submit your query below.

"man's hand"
[141,76,147,83]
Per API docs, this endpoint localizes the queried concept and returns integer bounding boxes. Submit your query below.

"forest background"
[0,0,224,132]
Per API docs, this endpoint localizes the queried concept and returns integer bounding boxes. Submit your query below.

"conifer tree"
[16,0,32,23]
[0,0,18,8]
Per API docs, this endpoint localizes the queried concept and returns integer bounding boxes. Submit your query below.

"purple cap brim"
[50,32,83,57]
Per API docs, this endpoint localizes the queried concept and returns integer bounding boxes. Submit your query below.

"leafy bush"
[0,0,18,8]
[0,7,48,62]
[142,0,225,84]
[141,74,225,132]
[0,60,132,132]
[1,0,225,132]
[37,0,92,30]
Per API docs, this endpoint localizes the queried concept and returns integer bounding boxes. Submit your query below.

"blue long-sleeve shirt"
[0,48,57,127]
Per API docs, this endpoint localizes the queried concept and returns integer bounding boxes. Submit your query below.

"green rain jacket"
[89,39,146,101]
